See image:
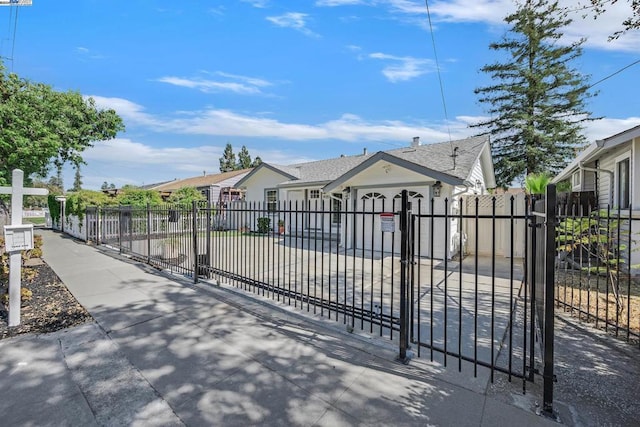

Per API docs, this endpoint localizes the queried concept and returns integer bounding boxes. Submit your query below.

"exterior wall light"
[433,181,442,197]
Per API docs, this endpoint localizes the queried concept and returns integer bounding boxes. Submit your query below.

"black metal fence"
[555,202,640,346]
[528,185,556,416]
[84,192,558,411]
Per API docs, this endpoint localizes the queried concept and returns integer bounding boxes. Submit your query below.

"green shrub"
[257,217,270,233]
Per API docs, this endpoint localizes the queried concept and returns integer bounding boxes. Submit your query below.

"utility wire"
[424,0,455,156]
[10,6,19,70]
[588,58,640,89]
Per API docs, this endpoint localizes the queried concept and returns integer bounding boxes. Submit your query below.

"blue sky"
[2,0,639,190]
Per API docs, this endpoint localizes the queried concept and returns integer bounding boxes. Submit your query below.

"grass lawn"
[23,217,46,225]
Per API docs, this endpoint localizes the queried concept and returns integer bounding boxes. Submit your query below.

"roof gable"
[553,124,640,183]
[151,169,252,192]
[235,163,299,188]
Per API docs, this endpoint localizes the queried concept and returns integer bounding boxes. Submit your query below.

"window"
[265,189,277,212]
[617,158,630,210]
[393,191,424,199]
[361,192,386,200]
[331,194,342,224]
[572,171,581,189]
[309,189,320,199]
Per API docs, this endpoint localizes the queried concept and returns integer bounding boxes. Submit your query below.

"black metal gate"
[397,187,556,416]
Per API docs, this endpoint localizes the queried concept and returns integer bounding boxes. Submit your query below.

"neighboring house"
[150,169,251,204]
[553,124,640,272]
[235,136,496,259]
[553,125,639,212]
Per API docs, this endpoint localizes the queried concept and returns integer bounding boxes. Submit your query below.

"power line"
[588,58,640,89]
[424,0,454,156]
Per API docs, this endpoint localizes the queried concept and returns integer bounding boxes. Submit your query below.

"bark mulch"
[0,261,92,340]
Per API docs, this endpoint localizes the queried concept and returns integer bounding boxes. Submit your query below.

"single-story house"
[553,124,639,212]
[150,168,251,204]
[553,124,640,271]
[235,136,496,259]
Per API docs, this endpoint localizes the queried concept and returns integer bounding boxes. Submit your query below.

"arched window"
[393,191,424,199]
[361,192,386,200]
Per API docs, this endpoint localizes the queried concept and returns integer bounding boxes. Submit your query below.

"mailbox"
[3,224,34,252]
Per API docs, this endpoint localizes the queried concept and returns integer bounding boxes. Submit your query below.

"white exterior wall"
[242,169,291,202]
[54,214,87,241]
[632,137,639,211]
[595,144,630,209]
[463,194,526,258]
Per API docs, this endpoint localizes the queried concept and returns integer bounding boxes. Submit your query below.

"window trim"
[614,154,631,210]
[571,170,582,190]
[265,189,278,212]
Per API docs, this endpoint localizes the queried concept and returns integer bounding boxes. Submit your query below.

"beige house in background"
[149,168,251,204]
[235,136,496,259]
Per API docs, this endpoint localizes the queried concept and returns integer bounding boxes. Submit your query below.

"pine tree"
[237,145,252,169]
[219,143,236,172]
[251,156,263,168]
[473,0,596,187]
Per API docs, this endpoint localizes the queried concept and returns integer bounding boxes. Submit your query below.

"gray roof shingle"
[276,136,489,185]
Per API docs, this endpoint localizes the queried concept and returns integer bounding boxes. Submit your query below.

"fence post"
[118,205,123,255]
[542,183,556,416]
[146,203,151,264]
[398,190,410,362]
[193,200,199,284]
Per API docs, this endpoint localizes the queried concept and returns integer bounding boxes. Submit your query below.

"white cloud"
[88,96,160,127]
[156,71,273,95]
[369,52,435,82]
[316,0,365,6]
[240,0,269,8]
[89,96,640,148]
[75,138,316,189]
[451,114,640,145]
[75,46,105,60]
[384,0,640,53]
[266,12,320,38]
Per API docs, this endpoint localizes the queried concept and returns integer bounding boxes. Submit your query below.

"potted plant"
[278,219,285,234]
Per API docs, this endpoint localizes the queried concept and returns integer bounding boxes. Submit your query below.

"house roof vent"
[411,136,420,147]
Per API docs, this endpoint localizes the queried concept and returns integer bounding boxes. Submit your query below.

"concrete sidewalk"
[0,230,557,426]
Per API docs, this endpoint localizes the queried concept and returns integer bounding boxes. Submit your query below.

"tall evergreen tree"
[251,156,263,168]
[219,143,236,172]
[473,0,596,187]
[237,145,252,169]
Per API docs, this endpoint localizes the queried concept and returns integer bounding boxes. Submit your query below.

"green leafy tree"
[65,190,116,221]
[473,0,596,187]
[116,186,163,207]
[584,0,640,39]
[168,186,205,205]
[0,63,124,184]
[0,62,123,225]
[237,145,252,169]
[219,143,236,172]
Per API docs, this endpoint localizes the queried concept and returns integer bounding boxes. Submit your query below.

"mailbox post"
[0,169,48,326]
